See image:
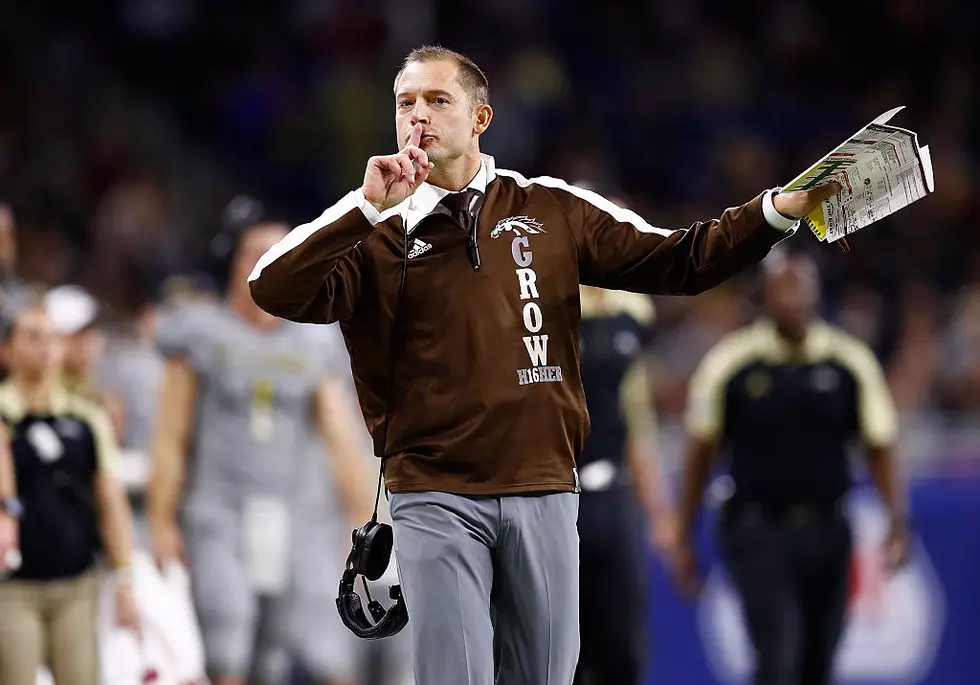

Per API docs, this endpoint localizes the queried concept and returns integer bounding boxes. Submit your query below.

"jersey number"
[250,379,274,443]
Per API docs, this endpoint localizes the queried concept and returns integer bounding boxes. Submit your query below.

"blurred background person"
[43,284,106,403]
[0,397,17,571]
[575,284,676,685]
[146,200,372,685]
[673,249,909,685]
[0,306,139,685]
[96,300,164,461]
[0,203,30,323]
[0,203,33,381]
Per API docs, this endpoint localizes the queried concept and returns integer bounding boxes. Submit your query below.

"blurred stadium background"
[1,0,978,683]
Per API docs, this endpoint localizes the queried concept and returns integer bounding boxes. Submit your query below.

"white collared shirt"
[403,157,490,233]
[354,153,498,231]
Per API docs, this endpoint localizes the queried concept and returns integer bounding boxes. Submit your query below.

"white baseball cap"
[43,285,100,335]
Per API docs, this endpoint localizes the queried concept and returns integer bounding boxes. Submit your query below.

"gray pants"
[389,491,580,685]
[183,500,357,683]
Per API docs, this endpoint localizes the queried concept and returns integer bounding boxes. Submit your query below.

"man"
[0,203,31,380]
[0,203,29,320]
[96,301,164,455]
[43,284,106,402]
[575,285,675,685]
[247,44,839,685]
[673,249,909,685]
[0,363,16,570]
[0,306,140,685]
[43,285,134,447]
[147,212,371,685]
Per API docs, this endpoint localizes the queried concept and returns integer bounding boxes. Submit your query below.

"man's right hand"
[772,182,842,219]
[670,535,704,600]
[0,513,18,572]
[150,519,185,571]
[362,123,435,213]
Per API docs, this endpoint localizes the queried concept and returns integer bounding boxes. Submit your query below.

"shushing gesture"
[363,123,435,214]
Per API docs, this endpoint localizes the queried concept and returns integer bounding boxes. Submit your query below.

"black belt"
[723,498,846,526]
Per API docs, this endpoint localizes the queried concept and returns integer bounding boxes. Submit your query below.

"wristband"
[762,189,800,231]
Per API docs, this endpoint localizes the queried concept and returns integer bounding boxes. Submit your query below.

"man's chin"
[420,140,441,157]
[423,149,452,169]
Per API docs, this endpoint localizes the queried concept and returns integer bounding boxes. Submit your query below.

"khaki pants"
[0,571,99,685]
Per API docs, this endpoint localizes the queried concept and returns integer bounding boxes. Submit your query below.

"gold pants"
[0,571,99,685]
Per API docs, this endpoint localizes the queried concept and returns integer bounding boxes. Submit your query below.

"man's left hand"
[883,519,911,573]
[649,510,679,560]
[670,536,704,601]
[773,182,842,219]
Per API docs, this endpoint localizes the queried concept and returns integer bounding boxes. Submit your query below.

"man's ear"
[473,104,493,135]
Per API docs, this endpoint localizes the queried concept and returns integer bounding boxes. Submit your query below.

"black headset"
[206,195,268,294]
[213,195,266,258]
[336,511,408,639]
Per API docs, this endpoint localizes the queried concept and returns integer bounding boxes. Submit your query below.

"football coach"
[247,44,839,685]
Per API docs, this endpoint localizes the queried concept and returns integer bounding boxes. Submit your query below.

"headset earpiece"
[336,520,409,639]
[208,195,267,293]
[349,520,394,581]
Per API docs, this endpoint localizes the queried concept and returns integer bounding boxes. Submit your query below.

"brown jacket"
[249,154,796,495]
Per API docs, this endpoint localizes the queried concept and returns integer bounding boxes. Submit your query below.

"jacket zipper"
[379,218,410,459]
[465,192,486,272]
[468,224,481,271]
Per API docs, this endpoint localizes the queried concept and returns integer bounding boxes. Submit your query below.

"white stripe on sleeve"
[495,169,674,237]
[248,191,359,282]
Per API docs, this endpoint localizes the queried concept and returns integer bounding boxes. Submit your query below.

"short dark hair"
[395,45,490,107]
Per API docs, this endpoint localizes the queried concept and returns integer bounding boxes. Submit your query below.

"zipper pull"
[469,228,481,271]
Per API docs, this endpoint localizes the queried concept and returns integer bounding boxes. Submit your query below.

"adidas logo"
[408,238,432,259]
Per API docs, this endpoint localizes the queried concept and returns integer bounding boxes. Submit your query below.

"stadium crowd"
[3,0,978,430]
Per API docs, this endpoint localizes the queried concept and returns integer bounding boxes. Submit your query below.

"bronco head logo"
[491,216,546,239]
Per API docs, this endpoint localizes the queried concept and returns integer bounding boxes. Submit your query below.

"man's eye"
[433,98,448,105]
[399,100,413,108]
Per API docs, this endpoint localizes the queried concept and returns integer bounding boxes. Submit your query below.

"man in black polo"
[673,249,910,685]
[574,285,675,685]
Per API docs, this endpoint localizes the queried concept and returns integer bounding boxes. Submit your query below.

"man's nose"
[410,104,430,125]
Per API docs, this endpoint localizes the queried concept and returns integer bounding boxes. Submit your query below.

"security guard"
[673,249,910,685]
[0,306,139,685]
[574,285,675,685]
